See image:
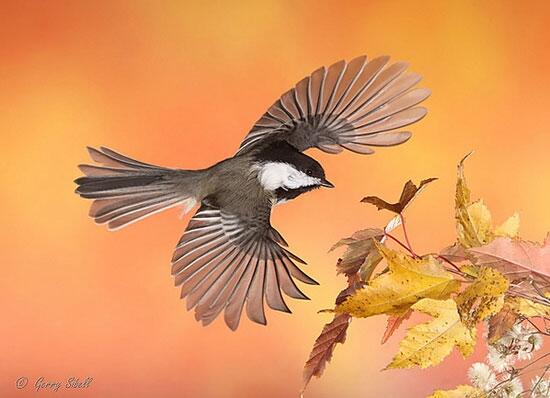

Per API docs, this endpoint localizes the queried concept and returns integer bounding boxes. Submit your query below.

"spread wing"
[171,203,318,330]
[237,55,430,155]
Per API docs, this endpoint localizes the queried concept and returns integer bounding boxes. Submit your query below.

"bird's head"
[255,146,334,192]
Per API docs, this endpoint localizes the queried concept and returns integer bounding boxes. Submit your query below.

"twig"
[525,318,550,337]
[529,364,549,398]
[508,289,550,306]
[517,352,550,373]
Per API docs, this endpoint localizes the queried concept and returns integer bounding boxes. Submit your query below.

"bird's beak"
[319,178,335,188]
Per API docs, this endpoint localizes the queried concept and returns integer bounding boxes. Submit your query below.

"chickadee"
[75,55,430,330]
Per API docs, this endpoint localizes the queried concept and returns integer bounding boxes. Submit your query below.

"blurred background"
[2,1,550,397]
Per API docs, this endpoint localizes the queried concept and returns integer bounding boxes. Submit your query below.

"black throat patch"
[274,185,319,203]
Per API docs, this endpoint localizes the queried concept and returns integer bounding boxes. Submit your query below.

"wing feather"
[245,242,268,325]
[237,55,429,155]
[172,204,316,330]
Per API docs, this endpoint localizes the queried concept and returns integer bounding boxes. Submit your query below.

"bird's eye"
[306,169,313,176]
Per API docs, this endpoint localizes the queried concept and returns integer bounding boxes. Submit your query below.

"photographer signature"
[16,376,93,392]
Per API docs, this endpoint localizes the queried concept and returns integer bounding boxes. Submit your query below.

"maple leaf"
[336,244,460,318]
[428,385,485,398]
[362,178,437,214]
[455,154,519,248]
[301,313,351,394]
[387,298,476,369]
[455,267,509,328]
[330,228,385,277]
[487,300,518,343]
[469,236,550,290]
[381,309,412,344]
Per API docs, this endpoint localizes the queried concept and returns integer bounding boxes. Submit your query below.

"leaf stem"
[384,231,470,280]
[399,214,414,253]
[436,254,463,273]
[384,232,419,258]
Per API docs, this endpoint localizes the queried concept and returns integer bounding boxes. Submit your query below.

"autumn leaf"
[336,244,460,318]
[440,243,470,263]
[455,154,519,248]
[362,178,437,214]
[455,267,509,328]
[428,385,485,398]
[302,273,362,394]
[330,228,385,277]
[387,298,476,369]
[381,309,412,344]
[494,213,520,238]
[469,236,550,290]
[301,313,351,394]
[358,249,383,282]
[506,297,550,318]
[487,301,518,343]
[357,215,404,281]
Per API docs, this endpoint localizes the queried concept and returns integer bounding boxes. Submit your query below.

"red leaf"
[381,309,413,344]
[361,178,437,214]
[301,314,351,394]
[330,229,385,277]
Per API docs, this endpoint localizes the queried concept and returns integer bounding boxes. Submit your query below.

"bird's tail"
[75,147,204,230]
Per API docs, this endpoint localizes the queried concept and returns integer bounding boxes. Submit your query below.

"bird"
[75,55,430,330]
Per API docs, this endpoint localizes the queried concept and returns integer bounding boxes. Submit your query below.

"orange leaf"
[487,302,518,343]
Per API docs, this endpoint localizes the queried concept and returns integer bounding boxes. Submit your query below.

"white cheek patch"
[255,162,321,191]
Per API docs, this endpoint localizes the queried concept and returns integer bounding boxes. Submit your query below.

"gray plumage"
[75,55,430,330]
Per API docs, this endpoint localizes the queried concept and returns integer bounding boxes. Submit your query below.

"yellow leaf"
[460,200,493,247]
[507,297,550,317]
[358,249,383,282]
[387,298,476,369]
[460,263,480,278]
[456,154,489,248]
[494,213,520,238]
[455,267,509,328]
[455,155,519,248]
[428,385,485,398]
[336,245,460,318]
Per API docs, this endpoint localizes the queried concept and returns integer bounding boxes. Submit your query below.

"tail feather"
[75,175,167,198]
[106,196,190,230]
[92,193,181,222]
[90,191,176,218]
[75,147,201,230]
[78,164,139,177]
[88,146,162,169]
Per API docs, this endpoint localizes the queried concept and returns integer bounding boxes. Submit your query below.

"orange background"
[2,1,550,397]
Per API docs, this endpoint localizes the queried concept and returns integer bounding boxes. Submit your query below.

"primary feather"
[237,55,429,155]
